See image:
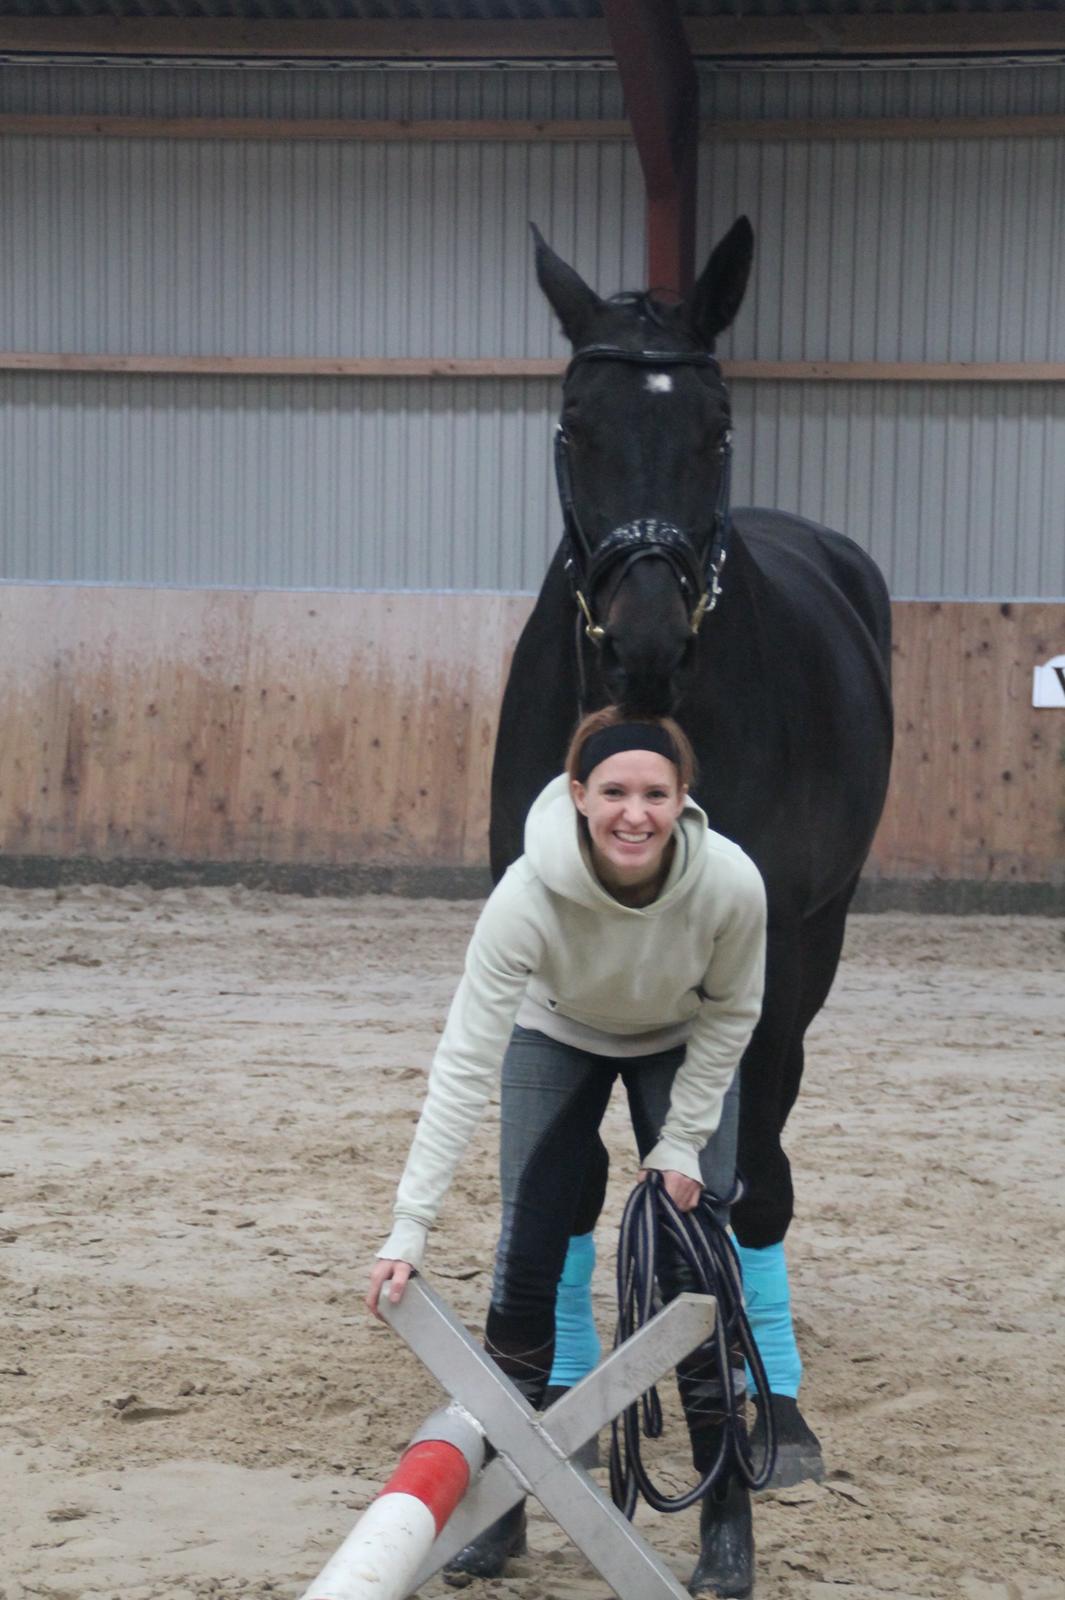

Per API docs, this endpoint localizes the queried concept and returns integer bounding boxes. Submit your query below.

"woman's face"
[571,750,686,894]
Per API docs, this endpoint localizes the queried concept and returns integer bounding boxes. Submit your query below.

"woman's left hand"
[637,1167,703,1212]
[366,1257,413,1320]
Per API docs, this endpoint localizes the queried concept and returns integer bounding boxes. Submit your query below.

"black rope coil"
[609,1171,777,1518]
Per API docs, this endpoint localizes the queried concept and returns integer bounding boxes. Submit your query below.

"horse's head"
[535,218,753,716]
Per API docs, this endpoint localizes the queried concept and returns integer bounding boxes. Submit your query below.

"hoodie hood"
[523,773,712,915]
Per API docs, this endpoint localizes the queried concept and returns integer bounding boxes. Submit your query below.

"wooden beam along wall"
[0,15,1062,61]
[4,113,1065,144]
[3,354,1065,384]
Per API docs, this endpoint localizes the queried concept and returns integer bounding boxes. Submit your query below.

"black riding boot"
[678,1348,755,1600]
[442,1499,527,1587]
[443,1331,551,1586]
[689,1471,755,1599]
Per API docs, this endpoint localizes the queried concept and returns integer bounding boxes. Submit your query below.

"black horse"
[489,219,894,1483]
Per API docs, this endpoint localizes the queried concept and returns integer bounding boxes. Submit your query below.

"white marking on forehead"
[645,372,673,394]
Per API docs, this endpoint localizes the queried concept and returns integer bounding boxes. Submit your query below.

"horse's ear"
[686,216,754,346]
[531,223,603,347]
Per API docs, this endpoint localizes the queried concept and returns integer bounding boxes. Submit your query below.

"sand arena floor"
[1,885,1063,1600]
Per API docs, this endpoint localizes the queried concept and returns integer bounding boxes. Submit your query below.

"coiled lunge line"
[609,1171,777,1518]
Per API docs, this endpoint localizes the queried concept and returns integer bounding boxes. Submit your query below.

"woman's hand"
[638,1167,703,1212]
[366,1257,414,1321]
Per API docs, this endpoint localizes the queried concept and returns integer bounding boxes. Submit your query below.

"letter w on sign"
[1032,655,1065,708]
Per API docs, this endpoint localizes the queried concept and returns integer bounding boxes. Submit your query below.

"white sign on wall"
[1032,655,1065,708]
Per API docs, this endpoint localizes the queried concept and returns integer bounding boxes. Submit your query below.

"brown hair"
[564,706,697,791]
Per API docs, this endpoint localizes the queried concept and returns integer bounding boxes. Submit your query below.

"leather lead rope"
[609,1172,777,1519]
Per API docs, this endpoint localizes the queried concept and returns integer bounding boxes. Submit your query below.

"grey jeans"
[486,1024,739,1360]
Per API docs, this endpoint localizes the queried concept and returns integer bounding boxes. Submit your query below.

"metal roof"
[0,2,1057,21]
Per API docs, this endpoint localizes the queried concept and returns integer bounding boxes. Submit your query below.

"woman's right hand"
[366,1257,414,1321]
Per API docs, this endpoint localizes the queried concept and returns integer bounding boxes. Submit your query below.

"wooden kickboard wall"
[0,586,1061,885]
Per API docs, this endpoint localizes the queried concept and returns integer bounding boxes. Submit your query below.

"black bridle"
[554,343,733,646]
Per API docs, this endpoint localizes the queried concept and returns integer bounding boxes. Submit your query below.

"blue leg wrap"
[735,1240,803,1399]
[548,1232,601,1387]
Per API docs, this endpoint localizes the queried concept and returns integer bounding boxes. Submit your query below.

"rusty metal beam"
[602,0,698,297]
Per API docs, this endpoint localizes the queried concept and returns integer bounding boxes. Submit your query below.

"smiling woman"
[366,706,767,1598]
[567,708,697,908]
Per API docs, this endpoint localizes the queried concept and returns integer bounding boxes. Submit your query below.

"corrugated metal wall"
[703,133,1065,365]
[730,381,1065,600]
[7,56,1062,125]
[0,137,645,356]
[2,62,1064,598]
[704,63,1065,121]
[0,62,627,127]
[0,373,562,591]
[6,374,1062,598]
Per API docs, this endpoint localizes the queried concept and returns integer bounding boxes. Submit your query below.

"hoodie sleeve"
[641,854,766,1184]
[377,869,545,1270]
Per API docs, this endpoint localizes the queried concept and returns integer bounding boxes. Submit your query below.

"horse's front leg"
[734,875,860,1488]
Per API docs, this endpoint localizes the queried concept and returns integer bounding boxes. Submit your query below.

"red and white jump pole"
[297,1404,486,1600]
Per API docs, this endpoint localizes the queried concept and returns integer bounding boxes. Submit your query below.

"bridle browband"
[554,343,733,646]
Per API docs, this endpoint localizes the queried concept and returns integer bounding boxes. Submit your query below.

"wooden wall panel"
[0,587,531,869]
[869,601,1065,886]
[1,586,1062,884]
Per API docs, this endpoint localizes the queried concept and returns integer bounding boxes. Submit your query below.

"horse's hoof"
[751,1392,825,1489]
[688,1474,754,1598]
[443,1500,527,1584]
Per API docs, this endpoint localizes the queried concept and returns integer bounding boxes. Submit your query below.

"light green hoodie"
[379,774,766,1269]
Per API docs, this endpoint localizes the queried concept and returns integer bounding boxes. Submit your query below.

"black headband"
[575,723,680,785]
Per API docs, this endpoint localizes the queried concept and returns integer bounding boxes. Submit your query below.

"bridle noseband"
[554,343,733,645]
